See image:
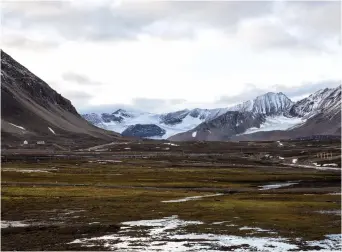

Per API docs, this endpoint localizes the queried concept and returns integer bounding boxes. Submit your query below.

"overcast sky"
[1,0,341,113]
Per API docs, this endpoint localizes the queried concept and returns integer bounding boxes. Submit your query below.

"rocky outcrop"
[121,124,166,138]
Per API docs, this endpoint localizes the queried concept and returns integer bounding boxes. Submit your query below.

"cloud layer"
[2,0,340,113]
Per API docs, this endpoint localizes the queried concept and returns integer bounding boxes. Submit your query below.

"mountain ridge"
[1,50,123,148]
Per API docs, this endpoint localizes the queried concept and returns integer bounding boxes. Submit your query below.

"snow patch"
[68,215,341,251]
[163,143,179,146]
[242,116,304,135]
[277,141,284,146]
[292,159,298,164]
[323,163,338,167]
[1,220,29,228]
[48,127,56,134]
[239,226,271,232]
[279,157,285,160]
[1,168,56,173]
[9,123,25,130]
[259,181,299,190]
[192,131,197,137]
[162,194,223,203]
[316,210,341,216]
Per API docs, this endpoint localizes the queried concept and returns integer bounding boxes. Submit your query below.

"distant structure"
[37,141,45,145]
[23,140,28,145]
[316,152,333,160]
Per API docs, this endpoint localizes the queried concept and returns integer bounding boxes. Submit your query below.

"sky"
[1,0,341,114]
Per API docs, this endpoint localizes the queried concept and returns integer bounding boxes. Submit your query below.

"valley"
[1,139,341,251]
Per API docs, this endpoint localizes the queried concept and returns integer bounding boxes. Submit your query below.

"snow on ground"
[1,220,29,228]
[69,215,341,251]
[259,181,299,190]
[279,157,285,160]
[323,163,338,167]
[162,194,223,203]
[9,123,25,130]
[1,168,56,173]
[316,210,341,216]
[284,163,341,171]
[242,116,304,135]
[292,159,298,164]
[239,226,272,232]
[48,127,56,134]
[277,141,283,146]
[192,131,197,137]
[163,143,180,146]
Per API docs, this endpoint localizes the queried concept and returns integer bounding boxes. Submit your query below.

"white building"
[23,140,28,145]
[37,141,45,145]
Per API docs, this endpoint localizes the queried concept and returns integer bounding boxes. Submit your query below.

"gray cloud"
[2,1,272,42]
[1,35,60,51]
[271,80,342,100]
[78,80,340,114]
[78,97,187,114]
[2,1,338,52]
[62,90,93,105]
[62,72,103,86]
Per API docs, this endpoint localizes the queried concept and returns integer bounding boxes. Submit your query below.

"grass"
[1,160,341,250]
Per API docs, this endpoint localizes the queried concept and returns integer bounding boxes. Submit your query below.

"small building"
[23,140,28,145]
[37,141,45,145]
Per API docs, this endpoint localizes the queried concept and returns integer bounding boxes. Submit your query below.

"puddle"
[259,182,299,190]
[162,194,224,203]
[69,215,341,251]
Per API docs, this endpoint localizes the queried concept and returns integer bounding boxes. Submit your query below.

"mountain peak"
[228,91,293,116]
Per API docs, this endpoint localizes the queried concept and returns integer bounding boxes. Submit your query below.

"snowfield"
[242,116,305,135]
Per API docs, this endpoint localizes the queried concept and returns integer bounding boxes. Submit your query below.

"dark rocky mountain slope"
[1,50,122,148]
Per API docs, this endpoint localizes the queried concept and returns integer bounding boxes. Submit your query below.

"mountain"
[230,86,341,141]
[82,84,340,141]
[168,111,266,141]
[1,50,122,148]
[83,92,292,138]
[288,86,341,118]
[82,108,211,138]
[228,92,293,115]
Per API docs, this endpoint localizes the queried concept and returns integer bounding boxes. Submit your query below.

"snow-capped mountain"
[228,92,293,116]
[82,108,210,139]
[288,86,341,118]
[169,86,341,141]
[82,87,340,140]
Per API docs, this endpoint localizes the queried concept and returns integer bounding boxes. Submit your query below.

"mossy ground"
[1,159,341,250]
